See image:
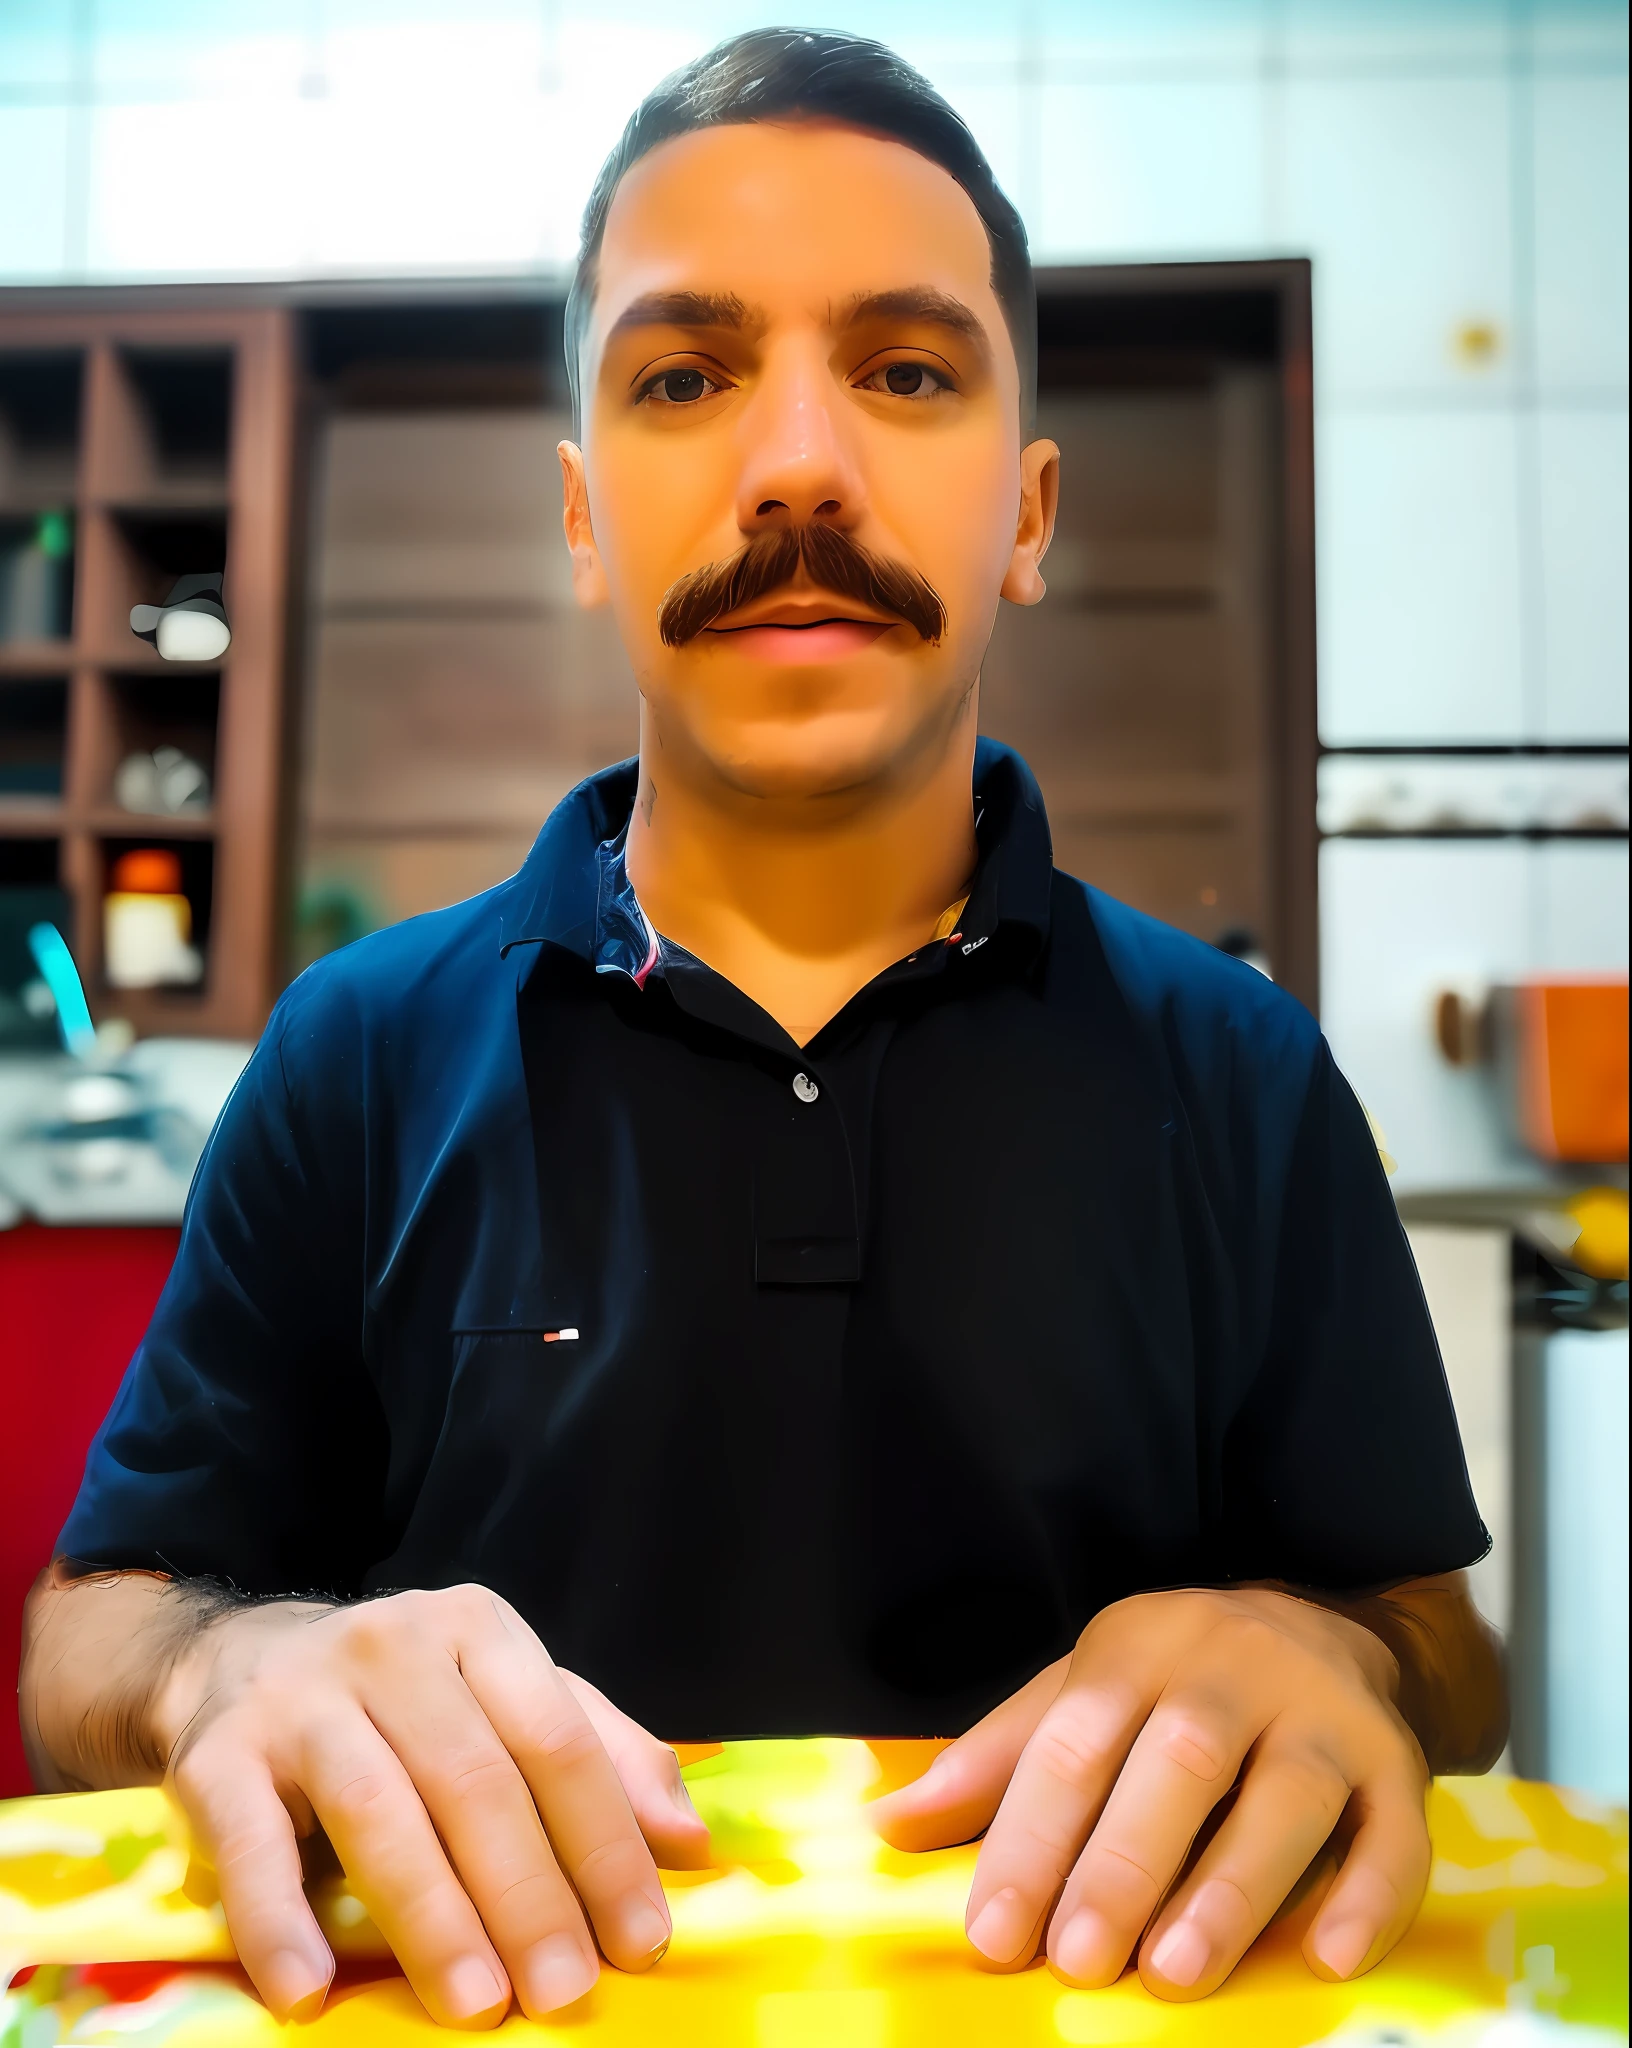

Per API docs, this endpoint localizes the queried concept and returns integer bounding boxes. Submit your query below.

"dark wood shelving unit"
[0,305,296,1039]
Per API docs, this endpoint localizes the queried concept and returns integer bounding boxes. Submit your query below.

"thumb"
[559,1669,713,1870]
[870,1656,1071,1853]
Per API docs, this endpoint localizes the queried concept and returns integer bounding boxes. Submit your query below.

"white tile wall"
[90,0,307,98]
[1284,0,1514,68]
[1534,838,1632,968]
[1320,838,1537,1189]
[1035,76,1266,260]
[1530,0,1631,68]
[1282,74,1517,402]
[85,99,313,278]
[0,0,75,89]
[1039,0,1270,70]
[1532,72,1631,394]
[1317,409,1527,744]
[0,105,71,278]
[1536,406,1631,741]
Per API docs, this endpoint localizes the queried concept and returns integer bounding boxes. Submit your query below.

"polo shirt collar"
[495,736,1053,970]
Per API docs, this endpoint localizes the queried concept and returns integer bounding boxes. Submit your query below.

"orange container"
[1510,979,1629,1163]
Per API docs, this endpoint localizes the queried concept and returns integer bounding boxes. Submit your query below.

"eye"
[859,358,953,400]
[639,365,721,407]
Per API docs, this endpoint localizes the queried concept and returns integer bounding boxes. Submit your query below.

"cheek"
[874,435,1019,613]
[586,438,731,620]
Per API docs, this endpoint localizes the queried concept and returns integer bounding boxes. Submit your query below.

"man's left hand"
[871,1586,1431,2000]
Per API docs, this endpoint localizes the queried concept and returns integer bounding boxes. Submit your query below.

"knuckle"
[1029,1703,1114,1792]
[534,1710,603,1772]
[338,1601,402,1664]
[491,1866,570,1919]
[322,1767,396,1831]
[573,1835,649,1893]
[445,1746,520,1803]
[1275,1749,1353,1828]
[1154,1711,1232,1782]
[1208,1612,1284,1663]
[1085,1840,1164,1913]
[440,1582,498,1628]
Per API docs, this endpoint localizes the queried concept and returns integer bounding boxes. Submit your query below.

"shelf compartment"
[0,835,61,885]
[90,506,230,659]
[100,669,219,820]
[0,351,83,509]
[0,510,75,646]
[0,675,68,800]
[88,345,235,506]
[96,832,214,1001]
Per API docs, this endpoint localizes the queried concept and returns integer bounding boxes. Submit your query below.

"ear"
[558,440,610,610]
[999,438,1061,607]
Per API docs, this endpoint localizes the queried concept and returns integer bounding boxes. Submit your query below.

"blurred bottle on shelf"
[0,510,74,643]
[104,848,202,990]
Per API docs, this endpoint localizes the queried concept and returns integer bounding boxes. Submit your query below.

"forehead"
[592,121,1002,335]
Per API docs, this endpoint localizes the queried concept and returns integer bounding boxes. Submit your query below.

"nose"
[734,336,865,535]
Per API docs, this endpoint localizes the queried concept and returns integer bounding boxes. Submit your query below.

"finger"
[452,1596,673,1976]
[963,1661,1154,1969]
[560,1669,712,1868]
[1117,1743,1354,1998]
[872,1657,1071,1853]
[1304,1768,1430,1983]
[171,1745,333,2021]
[1039,1673,1266,1988]
[363,1657,601,2017]
[302,1715,512,2029]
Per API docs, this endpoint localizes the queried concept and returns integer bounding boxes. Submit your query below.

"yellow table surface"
[2,1739,1626,2045]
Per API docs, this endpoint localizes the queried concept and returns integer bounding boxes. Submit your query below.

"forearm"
[20,1561,258,1790]
[1292,1571,1508,1776]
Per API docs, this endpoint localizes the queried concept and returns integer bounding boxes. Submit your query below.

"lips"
[708,617,896,663]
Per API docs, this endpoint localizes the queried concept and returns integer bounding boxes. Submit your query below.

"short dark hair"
[565,27,1036,430]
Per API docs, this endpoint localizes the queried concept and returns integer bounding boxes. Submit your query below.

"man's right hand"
[27,1575,711,2028]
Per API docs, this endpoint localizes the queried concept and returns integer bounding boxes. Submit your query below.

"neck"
[625,704,981,1047]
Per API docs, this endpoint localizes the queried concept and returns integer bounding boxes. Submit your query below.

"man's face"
[560,120,1058,804]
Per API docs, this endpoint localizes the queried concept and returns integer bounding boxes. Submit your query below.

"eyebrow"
[605,290,761,343]
[605,284,992,354]
[837,287,991,352]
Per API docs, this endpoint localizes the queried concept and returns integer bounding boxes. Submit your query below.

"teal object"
[25,921,96,1057]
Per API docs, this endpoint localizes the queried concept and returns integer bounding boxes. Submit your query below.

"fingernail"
[263,1947,332,2019]
[1051,1908,1119,1985]
[1312,1917,1374,1980]
[1150,1919,1211,1989]
[967,1886,1031,1964]
[615,1893,672,1963]
[521,1932,597,2013]
[444,1955,507,2021]
[670,1776,703,1821]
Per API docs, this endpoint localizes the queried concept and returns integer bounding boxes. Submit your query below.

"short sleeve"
[1220,1039,1491,1590]
[56,984,389,1596]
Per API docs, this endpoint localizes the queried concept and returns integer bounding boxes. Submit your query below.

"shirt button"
[791,1072,820,1104]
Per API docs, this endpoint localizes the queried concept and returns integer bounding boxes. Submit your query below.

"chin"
[705,708,940,804]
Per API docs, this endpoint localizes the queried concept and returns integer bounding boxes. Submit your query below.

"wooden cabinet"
[0,299,296,1040]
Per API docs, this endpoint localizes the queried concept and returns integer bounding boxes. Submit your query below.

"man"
[21,28,1504,2033]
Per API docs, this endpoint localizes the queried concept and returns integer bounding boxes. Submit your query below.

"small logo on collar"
[960,934,988,955]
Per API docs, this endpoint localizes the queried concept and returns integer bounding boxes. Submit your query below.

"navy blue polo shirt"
[60,741,1487,1738]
